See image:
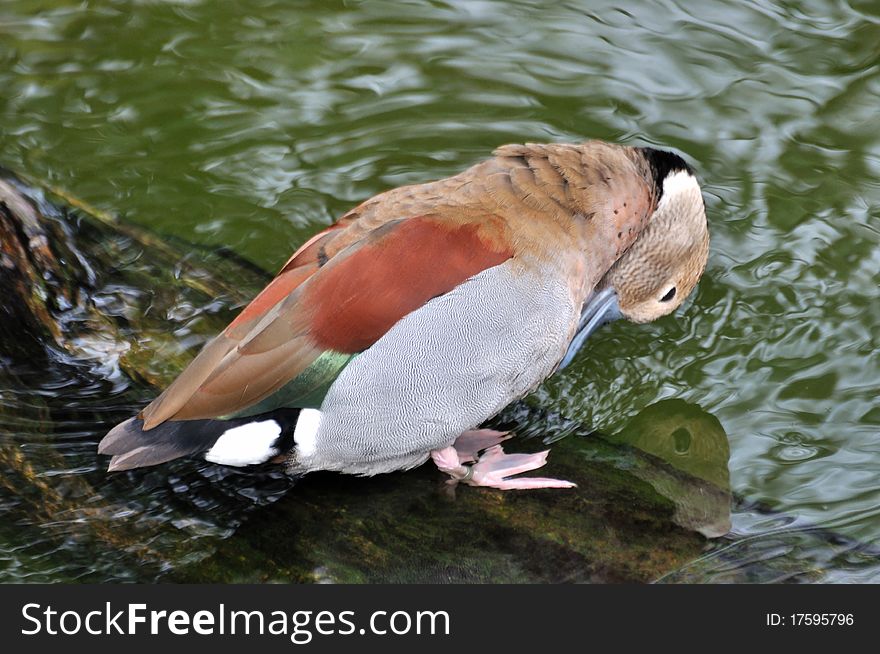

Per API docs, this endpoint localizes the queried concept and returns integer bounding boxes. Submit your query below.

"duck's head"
[604,152,709,323]
[560,149,709,368]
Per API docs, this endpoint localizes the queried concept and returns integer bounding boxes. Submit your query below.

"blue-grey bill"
[558,287,622,369]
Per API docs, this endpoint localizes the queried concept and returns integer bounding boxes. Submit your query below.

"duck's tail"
[98,408,307,472]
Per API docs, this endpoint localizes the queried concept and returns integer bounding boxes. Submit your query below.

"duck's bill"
[558,287,622,369]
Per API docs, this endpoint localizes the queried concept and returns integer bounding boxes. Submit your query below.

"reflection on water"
[660,504,880,584]
[605,400,731,538]
[1,0,879,582]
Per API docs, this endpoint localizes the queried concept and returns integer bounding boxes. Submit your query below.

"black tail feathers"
[98,409,302,472]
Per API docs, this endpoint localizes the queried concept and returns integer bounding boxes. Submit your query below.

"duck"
[99,140,709,490]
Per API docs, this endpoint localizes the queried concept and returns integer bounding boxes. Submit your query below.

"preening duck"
[99,140,709,490]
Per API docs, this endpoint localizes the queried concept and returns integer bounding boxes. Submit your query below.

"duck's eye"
[671,427,691,454]
[659,287,677,303]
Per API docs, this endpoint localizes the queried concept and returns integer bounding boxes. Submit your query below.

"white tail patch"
[293,408,322,457]
[204,420,282,466]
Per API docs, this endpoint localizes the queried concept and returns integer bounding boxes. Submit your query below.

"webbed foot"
[431,430,575,491]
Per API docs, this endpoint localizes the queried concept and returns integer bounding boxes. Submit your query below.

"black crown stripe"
[638,147,694,200]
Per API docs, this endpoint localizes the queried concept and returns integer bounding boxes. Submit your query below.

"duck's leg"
[429,428,512,477]
[431,429,576,490]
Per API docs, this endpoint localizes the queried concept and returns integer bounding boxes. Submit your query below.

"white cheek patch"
[658,170,702,211]
[205,420,282,466]
[293,408,322,457]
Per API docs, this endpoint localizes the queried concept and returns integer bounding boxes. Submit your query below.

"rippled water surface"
[1,0,878,582]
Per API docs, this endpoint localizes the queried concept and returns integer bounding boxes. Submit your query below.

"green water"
[1,0,878,582]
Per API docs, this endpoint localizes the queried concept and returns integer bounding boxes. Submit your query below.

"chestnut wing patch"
[303,216,512,353]
[226,225,342,334]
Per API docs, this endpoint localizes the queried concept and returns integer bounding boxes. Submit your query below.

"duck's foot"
[431,430,576,490]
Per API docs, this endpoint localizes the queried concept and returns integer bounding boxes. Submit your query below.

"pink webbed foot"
[430,431,576,491]
[467,445,576,490]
